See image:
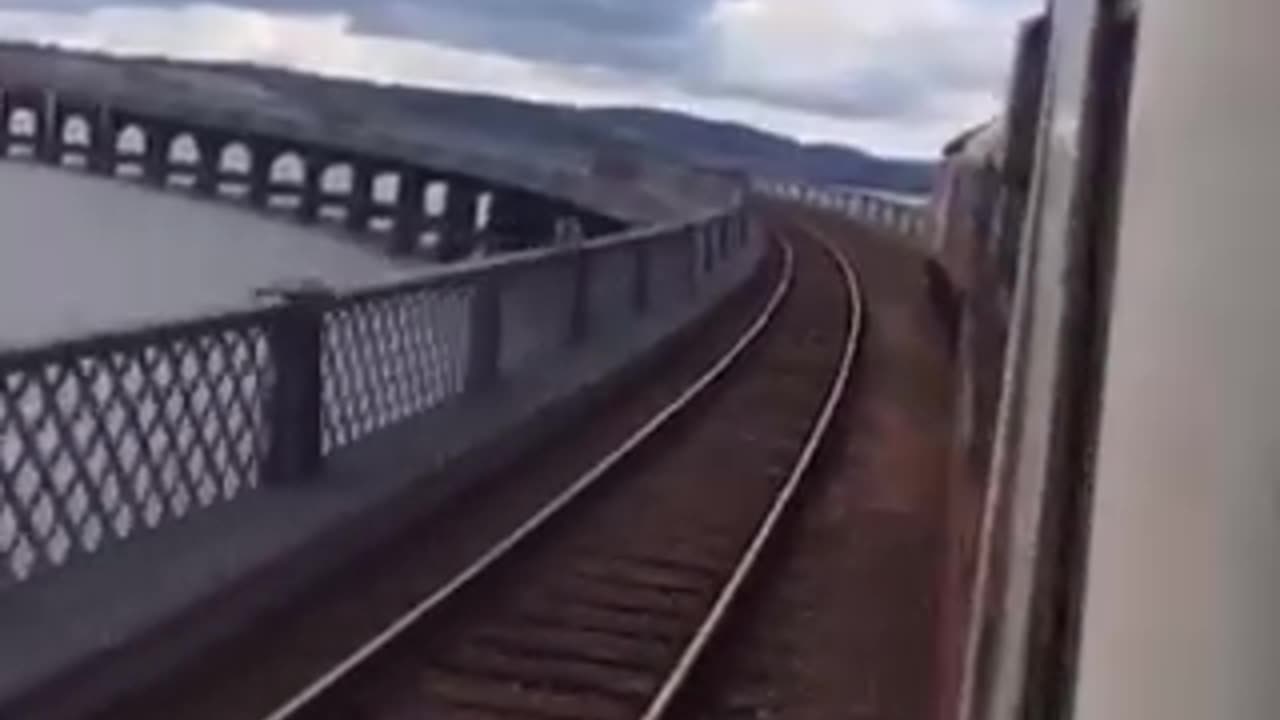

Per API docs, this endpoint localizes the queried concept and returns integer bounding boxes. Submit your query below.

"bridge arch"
[269,151,304,185]
[321,163,353,195]
[7,106,37,139]
[112,123,148,178]
[60,114,91,148]
[425,180,448,217]
[373,171,400,206]
[317,162,355,222]
[219,141,252,175]
[168,133,200,166]
[115,124,147,156]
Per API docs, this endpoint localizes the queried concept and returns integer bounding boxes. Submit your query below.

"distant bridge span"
[0,44,736,267]
[0,60,597,254]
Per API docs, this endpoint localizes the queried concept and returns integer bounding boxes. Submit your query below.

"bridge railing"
[755,180,931,243]
[0,207,755,591]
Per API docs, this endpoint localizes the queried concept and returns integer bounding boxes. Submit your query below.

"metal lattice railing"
[0,206,758,591]
[322,284,472,454]
[0,311,277,589]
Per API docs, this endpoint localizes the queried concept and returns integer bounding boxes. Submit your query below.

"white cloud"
[704,0,1024,120]
[0,1,1038,156]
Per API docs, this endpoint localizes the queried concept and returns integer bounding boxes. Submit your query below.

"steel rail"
[640,214,865,719]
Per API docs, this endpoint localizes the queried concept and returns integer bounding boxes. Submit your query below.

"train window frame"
[1021,4,1139,720]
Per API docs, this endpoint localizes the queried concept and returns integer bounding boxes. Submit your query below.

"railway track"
[254,221,863,720]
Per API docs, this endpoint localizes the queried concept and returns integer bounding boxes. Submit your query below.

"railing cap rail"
[338,203,740,304]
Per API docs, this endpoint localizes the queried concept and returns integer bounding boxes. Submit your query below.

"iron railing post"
[262,283,331,484]
[465,274,503,393]
[634,241,651,316]
[703,220,718,277]
[37,90,59,165]
[687,225,701,298]
[569,245,591,345]
[731,209,741,255]
[88,104,115,176]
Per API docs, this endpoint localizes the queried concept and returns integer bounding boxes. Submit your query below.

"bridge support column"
[392,169,427,256]
[0,90,10,156]
[36,90,59,165]
[248,138,273,208]
[194,136,220,196]
[438,182,479,262]
[87,104,116,175]
[143,126,174,186]
[298,158,323,223]
[345,163,374,233]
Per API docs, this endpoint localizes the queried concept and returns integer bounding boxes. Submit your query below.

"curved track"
[258,221,863,720]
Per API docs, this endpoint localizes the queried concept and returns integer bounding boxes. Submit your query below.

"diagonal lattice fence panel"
[321,284,473,454]
[0,315,276,589]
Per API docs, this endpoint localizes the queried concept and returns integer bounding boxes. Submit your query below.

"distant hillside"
[196,62,937,195]
[581,107,936,195]
[0,41,935,195]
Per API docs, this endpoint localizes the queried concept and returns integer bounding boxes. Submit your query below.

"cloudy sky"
[0,0,1040,157]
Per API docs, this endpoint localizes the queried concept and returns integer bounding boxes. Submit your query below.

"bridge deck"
[35,208,958,720]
